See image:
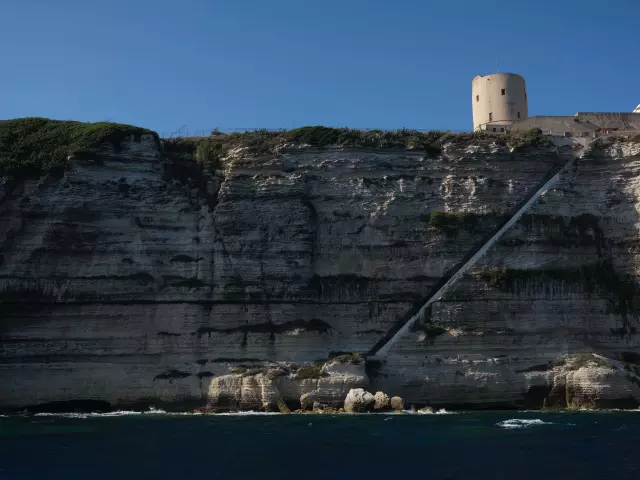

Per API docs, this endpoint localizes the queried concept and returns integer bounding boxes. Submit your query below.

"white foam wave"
[412,408,458,415]
[215,411,282,416]
[35,410,145,419]
[22,407,462,419]
[435,408,456,415]
[497,418,553,429]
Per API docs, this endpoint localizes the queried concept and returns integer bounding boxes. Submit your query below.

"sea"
[0,410,638,479]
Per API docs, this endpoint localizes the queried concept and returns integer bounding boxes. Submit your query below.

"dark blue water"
[0,411,638,479]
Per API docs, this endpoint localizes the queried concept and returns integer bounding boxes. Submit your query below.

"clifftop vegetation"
[0,117,158,178]
[164,126,548,171]
[0,118,548,178]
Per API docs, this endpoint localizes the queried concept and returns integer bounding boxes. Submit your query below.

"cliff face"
[1,133,639,411]
[376,138,640,409]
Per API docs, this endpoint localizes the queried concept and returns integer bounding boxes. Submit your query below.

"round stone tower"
[472,73,529,131]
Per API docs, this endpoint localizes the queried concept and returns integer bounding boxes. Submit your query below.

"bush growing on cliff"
[426,210,483,231]
[423,323,447,338]
[162,137,201,155]
[481,266,596,292]
[295,363,325,379]
[423,210,506,237]
[172,126,547,168]
[188,127,452,167]
[331,353,364,364]
[507,127,545,149]
[0,117,159,178]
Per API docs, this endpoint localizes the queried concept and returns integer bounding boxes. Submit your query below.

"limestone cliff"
[1,126,639,411]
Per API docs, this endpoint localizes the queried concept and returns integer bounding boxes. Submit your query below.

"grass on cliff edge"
[0,117,159,178]
[164,126,546,171]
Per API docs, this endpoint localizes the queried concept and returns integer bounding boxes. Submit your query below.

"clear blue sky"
[2,0,638,135]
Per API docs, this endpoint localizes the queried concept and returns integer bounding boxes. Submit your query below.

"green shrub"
[295,364,325,379]
[481,265,605,297]
[332,353,363,364]
[162,137,201,155]
[195,140,214,167]
[187,127,452,164]
[0,117,158,178]
[423,210,505,237]
[508,127,545,149]
[423,323,447,338]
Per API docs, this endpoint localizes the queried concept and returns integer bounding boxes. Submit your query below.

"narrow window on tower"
[489,112,493,121]
[517,112,521,119]
[501,89,506,95]
[476,95,479,102]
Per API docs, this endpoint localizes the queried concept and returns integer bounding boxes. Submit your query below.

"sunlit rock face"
[1,134,639,411]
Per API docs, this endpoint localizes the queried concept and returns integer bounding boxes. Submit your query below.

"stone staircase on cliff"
[368,138,595,360]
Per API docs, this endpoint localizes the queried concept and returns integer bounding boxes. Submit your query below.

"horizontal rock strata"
[2,134,640,410]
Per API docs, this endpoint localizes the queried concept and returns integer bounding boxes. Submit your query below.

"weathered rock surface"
[524,354,640,409]
[312,401,329,412]
[1,134,640,410]
[373,391,390,410]
[344,388,375,413]
[300,391,317,411]
[390,396,405,411]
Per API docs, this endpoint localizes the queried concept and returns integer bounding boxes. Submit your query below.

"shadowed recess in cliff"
[479,263,640,335]
[514,213,607,254]
[194,318,333,339]
[154,370,191,382]
[422,211,509,238]
[307,274,373,298]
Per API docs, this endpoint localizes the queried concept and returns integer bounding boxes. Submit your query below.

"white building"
[472,72,640,136]
[471,73,529,132]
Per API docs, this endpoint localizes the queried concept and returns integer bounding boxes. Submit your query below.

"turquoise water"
[0,411,638,479]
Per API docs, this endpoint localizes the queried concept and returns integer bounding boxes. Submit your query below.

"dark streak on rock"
[354,329,385,335]
[210,357,263,363]
[162,275,207,288]
[157,331,181,337]
[135,216,186,231]
[170,255,203,263]
[195,318,332,338]
[154,370,191,382]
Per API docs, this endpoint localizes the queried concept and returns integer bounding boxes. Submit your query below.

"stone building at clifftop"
[473,72,640,137]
